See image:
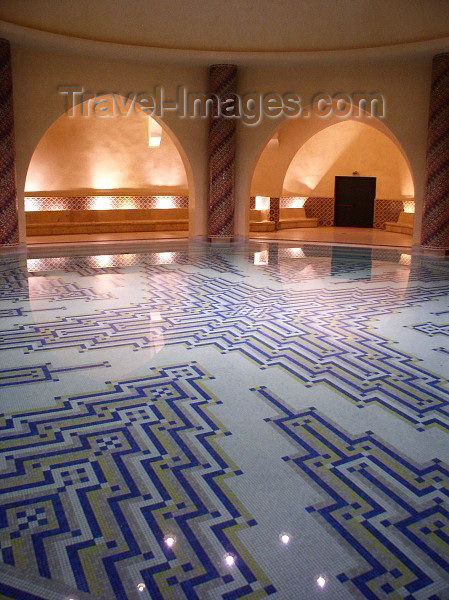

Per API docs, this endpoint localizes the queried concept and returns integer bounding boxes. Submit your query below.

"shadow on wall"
[25,94,189,196]
[251,117,414,202]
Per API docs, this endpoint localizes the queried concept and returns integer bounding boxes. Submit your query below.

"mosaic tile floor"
[0,241,448,600]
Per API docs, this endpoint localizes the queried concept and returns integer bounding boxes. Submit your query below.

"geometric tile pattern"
[271,197,408,228]
[411,322,449,337]
[373,199,404,229]
[208,64,237,238]
[26,253,244,276]
[0,258,30,300]
[0,39,19,246]
[422,52,449,249]
[2,266,449,429]
[303,197,335,226]
[268,197,279,227]
[0,360,110,386]
[255,387,449,599]
[0,363,274,599]
[24,196,189,211]
[0,259,116,303]
[1,242,449,599]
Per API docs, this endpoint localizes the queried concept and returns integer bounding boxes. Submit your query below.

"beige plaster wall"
[10,47,209,242]
[25,102,188,194]
[235,59,431,245]
[8,43,431,246]
[265,120,413,199]
[2,0,449,53]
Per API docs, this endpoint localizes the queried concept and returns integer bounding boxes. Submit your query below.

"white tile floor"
[1,240,447,600]
[26,226,413,249]
[250,226,413,247]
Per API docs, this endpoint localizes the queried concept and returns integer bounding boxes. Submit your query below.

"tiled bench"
[26,208,189,235]
[278,207,318,229]
[384,211,414,235]
[249,209,275,232]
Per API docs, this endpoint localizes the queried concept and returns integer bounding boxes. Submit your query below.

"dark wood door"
[334,176,376,227]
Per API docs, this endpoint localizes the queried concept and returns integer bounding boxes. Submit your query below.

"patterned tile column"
[269,197,280,230]
[208,65,237,239]
[421,53,449,250]
[0,39,19,246]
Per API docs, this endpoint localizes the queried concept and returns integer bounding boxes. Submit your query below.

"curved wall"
[25,97,188,195]
[2,28,436,245]
[280,120,414,199]
[2,1,449,53]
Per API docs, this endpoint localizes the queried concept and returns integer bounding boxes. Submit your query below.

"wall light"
[155,252,176,264]
[402,200,415,214]
[155,196,176,209]
[91,196,113,210]
[89,255,114,268]
[255,196,270,210]
[24,197,40,212]
[285,197,307,208]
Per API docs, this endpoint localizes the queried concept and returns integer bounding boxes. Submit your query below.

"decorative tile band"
[373,198,406,229]
[0,39,19,246]
[24,195,189,211]
[279,197,309,208]
[302,197,334,226]
[269,197,280,227]
[252,197,412,229]
[422,52,449,249]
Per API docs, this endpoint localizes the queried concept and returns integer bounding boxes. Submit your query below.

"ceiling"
[1,0,449,62]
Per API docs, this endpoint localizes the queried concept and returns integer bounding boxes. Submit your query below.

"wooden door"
[334,176,376,227]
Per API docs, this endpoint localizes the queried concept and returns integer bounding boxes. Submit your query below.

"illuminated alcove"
[249,116,415,234]
[282,120,414,199]
[25,94,189,207]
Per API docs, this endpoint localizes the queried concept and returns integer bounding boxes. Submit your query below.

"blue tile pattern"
[255,386,449,598]
[0,363,270,599]
[0,243,448,599]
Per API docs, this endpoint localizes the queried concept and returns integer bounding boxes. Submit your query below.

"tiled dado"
[251,197,414,228]
[374,199,411,229]
[24,195,189,212]
[301,197,335,226]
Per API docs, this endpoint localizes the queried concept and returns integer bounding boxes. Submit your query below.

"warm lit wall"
[281,121,413,198]
[6,40,432,245]
[250,105,416,202]
[25,101,188,194]
[237,59,430,245]
[9,46,209,241]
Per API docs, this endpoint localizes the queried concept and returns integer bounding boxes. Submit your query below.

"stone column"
[0,39,19,246]
[421,53,449,250]
[208,64,237,239]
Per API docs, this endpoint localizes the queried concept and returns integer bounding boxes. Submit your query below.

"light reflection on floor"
[26,226,413,248]
[0,241,448,600]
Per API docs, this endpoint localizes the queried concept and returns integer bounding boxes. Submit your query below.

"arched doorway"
[249,112,415,247]
[24,94,192,243]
